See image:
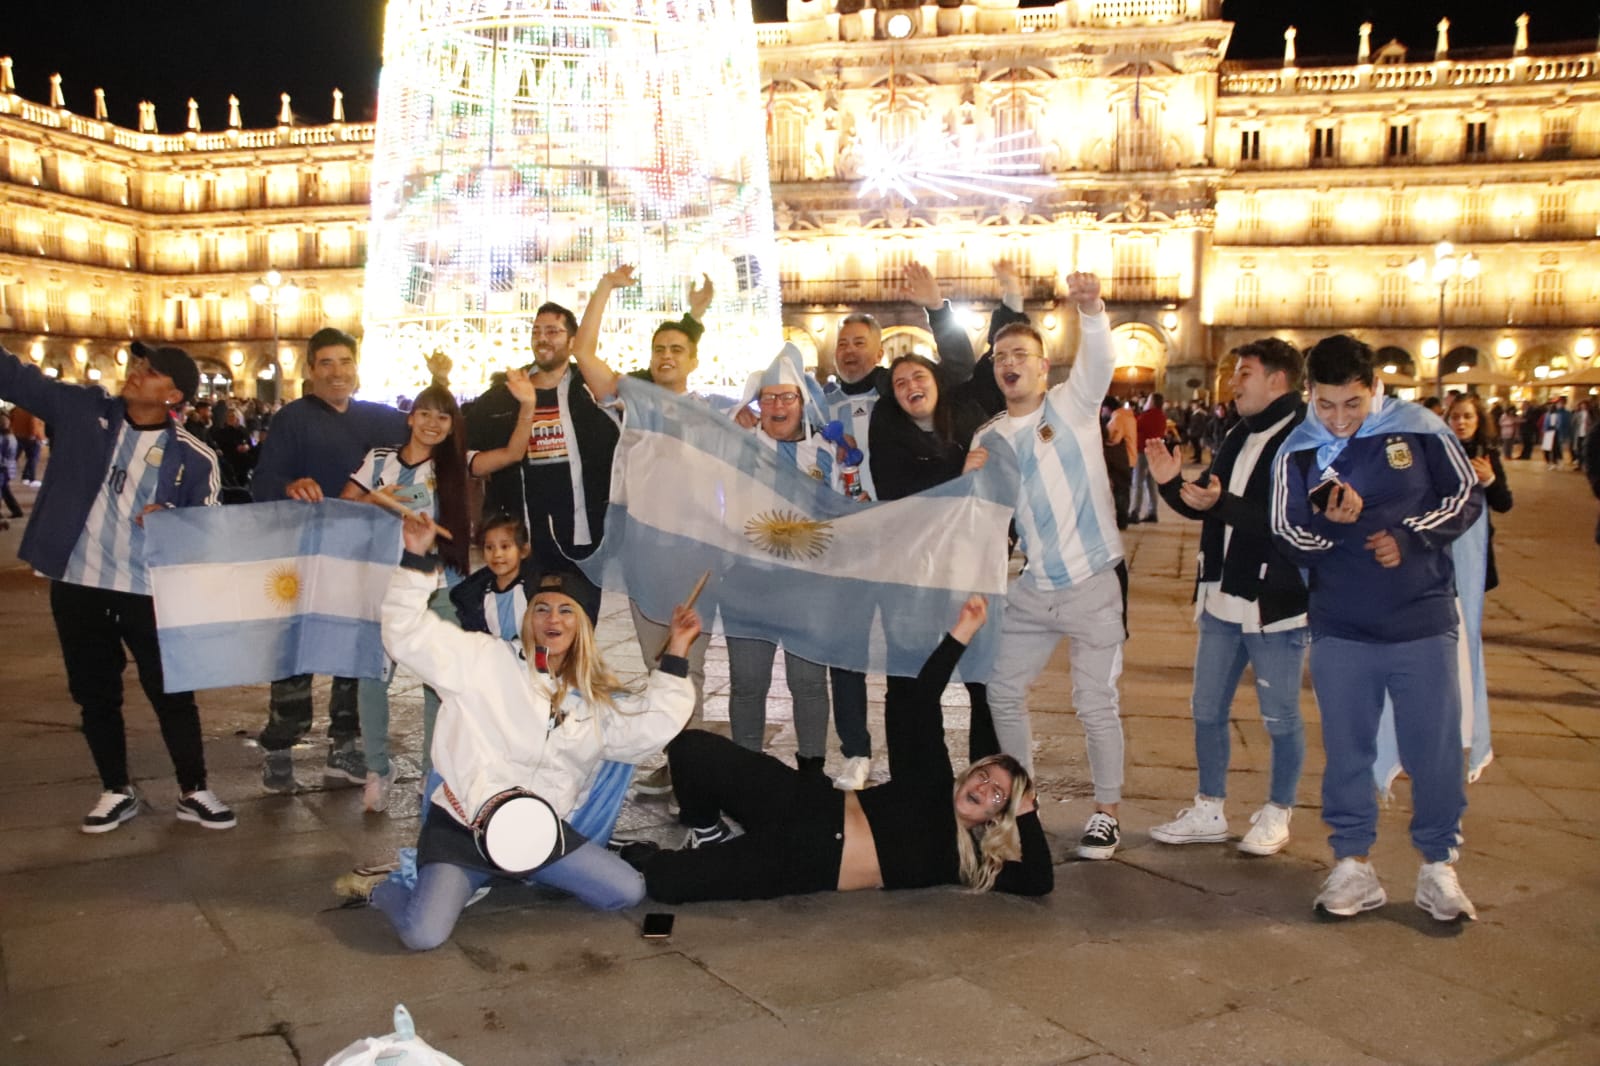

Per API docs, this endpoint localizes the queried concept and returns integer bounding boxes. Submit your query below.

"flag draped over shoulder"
[145,500,402,692]
[580,378,1021,680]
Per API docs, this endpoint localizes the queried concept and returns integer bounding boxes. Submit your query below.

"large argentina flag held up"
[145,501,402,692]
[580,377,1021,680]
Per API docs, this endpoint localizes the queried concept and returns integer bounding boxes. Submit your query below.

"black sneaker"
[616,840,662,872]
[176,789,237,830]
[1076,811,1121,860]
[324,739,367,785]
[82,787,142,834]
[688,819,733,849]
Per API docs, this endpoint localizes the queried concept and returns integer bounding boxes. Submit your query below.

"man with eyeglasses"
[964,272,1128,860]
[465,302,620,610]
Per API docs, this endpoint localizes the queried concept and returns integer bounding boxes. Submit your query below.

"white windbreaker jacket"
[381,565,694,829]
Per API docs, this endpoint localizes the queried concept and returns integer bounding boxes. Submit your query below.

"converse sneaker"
[82,787,142,834]
[324,739,368,786]
[1150,795,1229,845]
[832,756,872,792]
[631,763,674,797]
[261,750,297,794]
[362,767,397,813]
[333,863,398,907]
[1415,860,1478,922]
[1237,804,1292,856]
[1314,857,1387,917]
[1076,811,1121,860]
[175,789,236,830]
[688,818,734,849]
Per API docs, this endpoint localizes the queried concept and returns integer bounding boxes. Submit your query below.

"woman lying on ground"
[633,595,1053,901]
[335,513,701,950]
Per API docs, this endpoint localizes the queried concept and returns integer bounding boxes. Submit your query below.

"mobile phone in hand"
[641,912,675,939]
[1308,479,1341,512]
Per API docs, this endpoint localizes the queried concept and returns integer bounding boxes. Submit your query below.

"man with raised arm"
[965,273,1128,860]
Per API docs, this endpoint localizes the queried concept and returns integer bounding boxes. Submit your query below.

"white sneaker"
[1149,795,1229,845]
[1237,804,1292,856]
[82,787,142,834]
[362,768,396,813]
[1415,861,1478,922]
[832,756,872,791]
[1314,857,1387,917]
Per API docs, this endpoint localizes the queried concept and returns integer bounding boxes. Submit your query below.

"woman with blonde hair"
[336,514,701,950]
[635,595,1053,901]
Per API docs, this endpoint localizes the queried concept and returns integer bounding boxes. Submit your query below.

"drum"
[470,788,564,876]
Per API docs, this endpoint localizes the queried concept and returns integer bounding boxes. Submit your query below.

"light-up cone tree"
[361,0,783,400]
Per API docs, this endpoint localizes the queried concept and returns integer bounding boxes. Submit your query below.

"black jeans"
[50,580,207,792]
[258,674,360,751]
[645,730,845,903]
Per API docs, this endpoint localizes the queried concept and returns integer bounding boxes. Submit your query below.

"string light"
[857,129,1054,205]
[361,0,783,400]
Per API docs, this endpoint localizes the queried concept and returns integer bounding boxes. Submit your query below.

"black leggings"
[644,730,845,903]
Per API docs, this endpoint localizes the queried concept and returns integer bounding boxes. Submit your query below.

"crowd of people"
[4,257,1595,954]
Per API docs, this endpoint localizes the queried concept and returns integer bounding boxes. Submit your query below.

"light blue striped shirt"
[61,423,168,594]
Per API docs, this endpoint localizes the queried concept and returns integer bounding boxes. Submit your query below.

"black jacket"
[1159,392,1309,627]
[1461,442,1512,592]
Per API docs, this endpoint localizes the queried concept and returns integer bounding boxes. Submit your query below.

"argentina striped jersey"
[978,311,1123,591]
[60,423,169,594]
[350,447,437,517]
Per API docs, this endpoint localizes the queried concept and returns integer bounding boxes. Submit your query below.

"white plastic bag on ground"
[323,1004,467,1066]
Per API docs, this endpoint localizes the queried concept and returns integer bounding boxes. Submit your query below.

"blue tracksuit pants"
[1309,632,1466,864]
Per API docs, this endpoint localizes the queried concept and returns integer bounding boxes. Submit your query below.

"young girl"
[336,513,700,951]
[448,514,543,643]
[341,374,537,811]
[638,596,1052,902]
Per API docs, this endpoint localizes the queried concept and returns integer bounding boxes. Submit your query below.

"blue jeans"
[371,841,645,951]
[1191,613,1308,809]
[1310,632,1466,863]
[829,667,871,759]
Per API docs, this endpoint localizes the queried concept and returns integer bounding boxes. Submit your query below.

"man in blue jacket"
[1271,334,1482,923]
[0,341,231,833]
[251,327,413,794]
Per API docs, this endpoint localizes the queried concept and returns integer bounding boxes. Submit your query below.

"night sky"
[1,2,1592,132]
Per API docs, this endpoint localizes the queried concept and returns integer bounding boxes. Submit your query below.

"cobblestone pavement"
[1,462,1596,1065]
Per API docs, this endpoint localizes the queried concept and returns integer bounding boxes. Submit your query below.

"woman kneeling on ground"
[338,513,701,950]
[637,596,1053,900]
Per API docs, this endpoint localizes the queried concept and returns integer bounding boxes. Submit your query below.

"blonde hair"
[954,754,1033,893]
[520,593,635,716]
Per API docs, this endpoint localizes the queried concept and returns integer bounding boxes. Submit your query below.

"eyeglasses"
[760,391,802,406]
[994,350,1040,367]
[971,767,1009,810]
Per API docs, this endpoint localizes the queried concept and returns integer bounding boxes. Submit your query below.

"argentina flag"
[580,377,1021,680]
[144,501,402,692]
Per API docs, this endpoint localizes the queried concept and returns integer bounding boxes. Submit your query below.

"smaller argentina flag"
[581,377,1021,680]
[144,500,401,692]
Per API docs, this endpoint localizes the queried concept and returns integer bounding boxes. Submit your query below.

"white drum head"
[481,794,561,874]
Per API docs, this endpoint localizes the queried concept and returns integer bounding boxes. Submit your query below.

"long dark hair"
[412,383,471,575]
[885,353,957,445]
[1446,392,1497,457]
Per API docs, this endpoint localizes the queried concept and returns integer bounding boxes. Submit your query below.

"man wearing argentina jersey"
[0,340,232,834]
[965,272,1128,860]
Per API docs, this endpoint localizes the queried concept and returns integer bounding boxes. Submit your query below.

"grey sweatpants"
[987,567,1126,804]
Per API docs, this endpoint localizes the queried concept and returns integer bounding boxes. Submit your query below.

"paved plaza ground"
[0,460,1596,1066]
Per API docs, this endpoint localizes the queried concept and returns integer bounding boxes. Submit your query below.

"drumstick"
[367,487,455,541]
[655,569,712,661]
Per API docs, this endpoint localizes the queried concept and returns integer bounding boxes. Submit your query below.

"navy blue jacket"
[0,344,220,580]
[1272,408,1481,644]
[251,395,407,501]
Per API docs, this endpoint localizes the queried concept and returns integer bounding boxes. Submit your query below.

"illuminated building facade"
[1,3,1596,402]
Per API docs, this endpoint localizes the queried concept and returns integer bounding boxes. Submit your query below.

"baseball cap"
[130,341,200,404]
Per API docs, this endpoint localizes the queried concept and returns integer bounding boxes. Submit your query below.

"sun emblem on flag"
[264,564,302,611]
[744,510,834,561]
